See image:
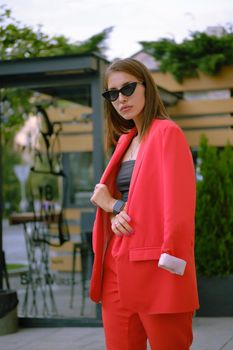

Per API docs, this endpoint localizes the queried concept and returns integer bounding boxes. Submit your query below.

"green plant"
[2,141,21,216]
[140,25,233,82]
[195,135,233,276]
[7,263,27,271]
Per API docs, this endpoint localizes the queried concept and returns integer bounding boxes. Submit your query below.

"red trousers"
[102,237,193,350]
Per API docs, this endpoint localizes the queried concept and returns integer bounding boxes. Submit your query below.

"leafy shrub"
[140,27,233,82]
[195,136,233,276]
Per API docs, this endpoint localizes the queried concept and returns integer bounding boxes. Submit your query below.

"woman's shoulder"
[148,118,189,148]
[150,118,181,135]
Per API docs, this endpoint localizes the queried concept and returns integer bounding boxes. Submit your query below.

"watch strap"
[113,200,125,215]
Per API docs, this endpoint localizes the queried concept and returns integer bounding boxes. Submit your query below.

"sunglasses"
[102,81,144,102]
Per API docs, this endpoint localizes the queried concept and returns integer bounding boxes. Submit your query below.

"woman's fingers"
[117,216,133,233]
[112,212,133,236]
[112,220,123,237]
[119,210,131,221]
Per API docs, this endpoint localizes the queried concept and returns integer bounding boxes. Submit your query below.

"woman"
[90,58,199,350]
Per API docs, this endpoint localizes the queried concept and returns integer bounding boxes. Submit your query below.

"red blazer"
[90,119,199,314]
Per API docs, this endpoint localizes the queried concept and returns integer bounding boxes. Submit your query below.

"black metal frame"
[70,212,95,314]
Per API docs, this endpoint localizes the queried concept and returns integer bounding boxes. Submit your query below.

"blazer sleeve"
[160,125,196,259]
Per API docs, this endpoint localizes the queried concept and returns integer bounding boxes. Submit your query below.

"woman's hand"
[91,183,134,236]
[90,184,116,213]
[110,211,133,237]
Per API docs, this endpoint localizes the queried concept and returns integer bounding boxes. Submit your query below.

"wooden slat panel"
[64,208,94,220]
[61,123,93,134]
[51,241,75,253]
[50,208,95,270]
[167,98,233,117]
[67,225,80,235]
[47,105,92,122]
[64,208,81,220]
[60,134,92,152]
[50,255,81,272]
[184,129,233,147]
[175,115,233,128]
[49,225,80,235]
[152,65,233,92]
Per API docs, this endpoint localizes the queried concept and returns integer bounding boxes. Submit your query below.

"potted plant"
[195,135,233,316]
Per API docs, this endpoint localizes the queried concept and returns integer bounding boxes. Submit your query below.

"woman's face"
[107,71,145,123]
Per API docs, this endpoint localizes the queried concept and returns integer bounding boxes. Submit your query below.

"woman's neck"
[133,116,142,137]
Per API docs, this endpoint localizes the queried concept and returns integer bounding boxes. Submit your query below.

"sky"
[4,0,233,60]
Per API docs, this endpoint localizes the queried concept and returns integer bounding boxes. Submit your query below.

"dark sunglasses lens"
[102,90,118,102]
[122,82,137,96]
[109,90,119,101]
[102,82,138,102]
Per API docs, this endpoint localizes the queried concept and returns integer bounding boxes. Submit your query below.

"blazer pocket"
[129,247,161,261]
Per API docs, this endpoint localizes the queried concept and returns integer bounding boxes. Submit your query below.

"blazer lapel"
[100,129,136,184]
[128,119,161,204]
[127,134,147,209]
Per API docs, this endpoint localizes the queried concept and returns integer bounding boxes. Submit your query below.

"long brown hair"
[103,58,169,148]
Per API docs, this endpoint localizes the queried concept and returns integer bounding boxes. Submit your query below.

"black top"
[116,160,135,202]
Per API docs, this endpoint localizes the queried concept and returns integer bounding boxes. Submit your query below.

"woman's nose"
[118,92,127,102]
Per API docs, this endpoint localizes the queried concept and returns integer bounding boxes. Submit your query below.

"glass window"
[66,152,94,207]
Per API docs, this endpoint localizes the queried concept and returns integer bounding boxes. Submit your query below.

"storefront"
[0,53,108,326]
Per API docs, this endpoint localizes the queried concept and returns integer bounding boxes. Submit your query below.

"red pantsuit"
[90,120,199,349]
[102,236,193,350]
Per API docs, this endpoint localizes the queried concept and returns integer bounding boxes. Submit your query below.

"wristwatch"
[113,200,125,215]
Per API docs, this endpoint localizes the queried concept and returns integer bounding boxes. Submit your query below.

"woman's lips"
[120,105,132,113]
